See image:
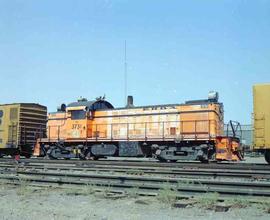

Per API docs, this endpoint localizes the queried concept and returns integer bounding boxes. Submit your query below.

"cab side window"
[71,110,85,120]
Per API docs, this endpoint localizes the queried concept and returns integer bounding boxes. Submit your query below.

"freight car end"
[253,83,270,164]
[0,103,47,157]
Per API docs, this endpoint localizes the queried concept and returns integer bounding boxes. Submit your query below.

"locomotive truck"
[33,92,243,162]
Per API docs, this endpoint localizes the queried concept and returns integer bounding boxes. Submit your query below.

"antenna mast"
[124,40,127,106]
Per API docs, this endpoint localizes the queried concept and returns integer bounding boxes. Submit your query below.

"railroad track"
[0,157,269,171]
[0,158,270,197]
[1,169,270,197]
[0,163,269,181]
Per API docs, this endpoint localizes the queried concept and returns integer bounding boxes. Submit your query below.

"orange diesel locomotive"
[34,92,243,162]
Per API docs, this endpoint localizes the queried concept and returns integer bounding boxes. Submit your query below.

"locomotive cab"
[66,106,89,139]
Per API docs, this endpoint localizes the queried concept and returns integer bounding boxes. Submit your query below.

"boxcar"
[253,83,270,164]
[0,103,47,157]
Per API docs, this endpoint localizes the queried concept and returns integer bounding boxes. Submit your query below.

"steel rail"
[1,163,270,180]
[0,158,269,171]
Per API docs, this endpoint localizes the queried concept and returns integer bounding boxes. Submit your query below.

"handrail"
[47,119,219,142]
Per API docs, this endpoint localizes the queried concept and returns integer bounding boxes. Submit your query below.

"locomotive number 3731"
[72,124,82,129]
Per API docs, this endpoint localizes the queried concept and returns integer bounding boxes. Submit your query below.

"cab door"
[66,107,88,139]
[86,110,94,138]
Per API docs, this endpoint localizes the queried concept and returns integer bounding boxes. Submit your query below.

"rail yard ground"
[0,156,269,220]
[0,184,269,220]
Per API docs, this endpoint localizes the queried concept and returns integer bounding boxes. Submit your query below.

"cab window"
[71,110,85,120]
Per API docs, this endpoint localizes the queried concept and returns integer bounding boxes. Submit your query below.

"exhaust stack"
[126,96,134,108]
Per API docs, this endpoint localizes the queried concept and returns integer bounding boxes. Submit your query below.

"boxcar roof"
[0,103,46,108]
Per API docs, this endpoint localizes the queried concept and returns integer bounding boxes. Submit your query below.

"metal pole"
[10,124,13,147]
[40,125,42,139]
[127,123,129,140]
[181,121,183,140]
[124,40,127,106]
[162,122,165,141]
[195,121,197,140]
[24,125,26,145]
[209,120,211,139]
[48,126,50,143]
[145,122,147,141]
[111,124,113,141]
[58,126,60,141]
[96,124,98,141]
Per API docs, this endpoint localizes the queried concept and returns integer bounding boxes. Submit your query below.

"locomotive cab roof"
[66,99,114,111]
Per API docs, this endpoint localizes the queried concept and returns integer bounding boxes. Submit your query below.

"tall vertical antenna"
[124,40,127,106]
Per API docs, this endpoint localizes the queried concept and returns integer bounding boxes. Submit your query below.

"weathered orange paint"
[215,137,242,161]
[33,98,242,161]
[44,102,223,143]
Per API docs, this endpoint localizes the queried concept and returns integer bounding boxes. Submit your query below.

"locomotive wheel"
[199,159,209,163]
[265,150,270,164]
[83,148,92,160]
[78,153,86,160]
[93,156,99,160]
[78,149,91,160]
[198,155,209,163]
[48,154,57,160]
[157,156,168,163]
[24,154,31,159]
[47,148,58,160]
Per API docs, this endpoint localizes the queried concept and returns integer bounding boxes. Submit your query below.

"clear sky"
[0,0,269,124]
